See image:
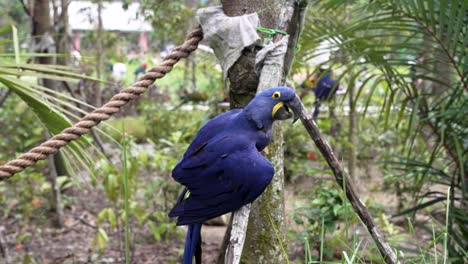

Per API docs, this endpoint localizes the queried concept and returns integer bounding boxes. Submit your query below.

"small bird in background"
[134,63,147,81]
[169,87,302,264]
[301,66,340,119]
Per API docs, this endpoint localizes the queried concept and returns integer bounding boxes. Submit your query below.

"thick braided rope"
[0,26,203,180]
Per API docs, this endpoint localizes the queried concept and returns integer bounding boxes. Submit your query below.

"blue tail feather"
[182,223,202,264]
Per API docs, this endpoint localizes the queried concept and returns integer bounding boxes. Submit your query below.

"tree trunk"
[45,131,64,228]
[348,80,357,181]
[221,0,280,109]
[32,0,55,89]
[56,0,69,66]
[95,0,103,107]
[31,0,64,228]
[52,0,72,178]
[218,1,307,263]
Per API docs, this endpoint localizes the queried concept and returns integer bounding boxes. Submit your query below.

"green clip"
[256,27,288,42]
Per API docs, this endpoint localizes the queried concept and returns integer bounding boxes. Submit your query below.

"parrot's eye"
[272,91,281,99]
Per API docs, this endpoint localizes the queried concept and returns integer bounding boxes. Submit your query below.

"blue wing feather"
[182,109,241,159]
[170,137,273,225]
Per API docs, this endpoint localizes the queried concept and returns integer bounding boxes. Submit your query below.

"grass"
[121,125,131,264]
[290,116,465,263]
[269,214,290,264]
[299,183,457,263]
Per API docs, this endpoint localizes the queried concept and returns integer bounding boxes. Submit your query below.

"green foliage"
[140,0,195,44]
[283,122,319,182]
[93,227,109,253]
[140,100,208,144]
[293,0,467,261]
[0,1,29,46]
[0,26,111,181]
[292,181,350,241]
[86,63,214,255]
[154,52,224,98]
[0,94,44,160]
[147,211,179,242]
[106,116,148,142]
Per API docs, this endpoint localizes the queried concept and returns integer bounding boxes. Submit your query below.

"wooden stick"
[296,98,399,264]
[224,204,251,263]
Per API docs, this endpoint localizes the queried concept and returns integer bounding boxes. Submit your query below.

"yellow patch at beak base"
[272,102,284,118]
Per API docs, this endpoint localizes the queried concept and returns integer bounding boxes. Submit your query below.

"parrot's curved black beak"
[285,95,302,124]
[273,95,303,124]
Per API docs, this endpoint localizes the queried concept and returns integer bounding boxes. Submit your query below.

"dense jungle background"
[0,0,466,263]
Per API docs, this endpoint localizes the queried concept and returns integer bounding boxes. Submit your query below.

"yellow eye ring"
[272,91,281,99]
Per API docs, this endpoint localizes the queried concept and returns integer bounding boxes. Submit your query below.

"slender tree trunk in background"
[52,0,72,179]
[0,90,11,109]
[56,0,70,66]
[348,81,357,181]
[217,1,307,263]
[344,3,357,183]
[0,226,10,264]
[31,0,64,228]
[45,131,64,228]
[33,0,55,89]
[95,0,103,107]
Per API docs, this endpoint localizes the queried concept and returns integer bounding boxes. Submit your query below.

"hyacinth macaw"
[314,70,339,101]
[169,87,302,264]
[312,69,339,119]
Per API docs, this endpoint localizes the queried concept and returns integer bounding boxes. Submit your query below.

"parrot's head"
[244,86,302,129]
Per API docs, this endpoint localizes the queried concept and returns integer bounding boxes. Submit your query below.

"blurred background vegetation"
[0,0,466,263]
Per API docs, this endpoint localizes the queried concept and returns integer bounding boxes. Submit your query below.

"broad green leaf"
[0,76,73,135]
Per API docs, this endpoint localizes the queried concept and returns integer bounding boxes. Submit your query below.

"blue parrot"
[169,87,302,264]
[314,70,339,101]
[312,69,339,119]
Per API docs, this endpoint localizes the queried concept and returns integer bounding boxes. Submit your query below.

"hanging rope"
[0,26,204,180]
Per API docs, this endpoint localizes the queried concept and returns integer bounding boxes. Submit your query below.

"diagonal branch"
[297,98,399,264]
[16,0,30,17]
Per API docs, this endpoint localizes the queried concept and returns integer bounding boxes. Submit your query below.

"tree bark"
[221,0,280,109]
